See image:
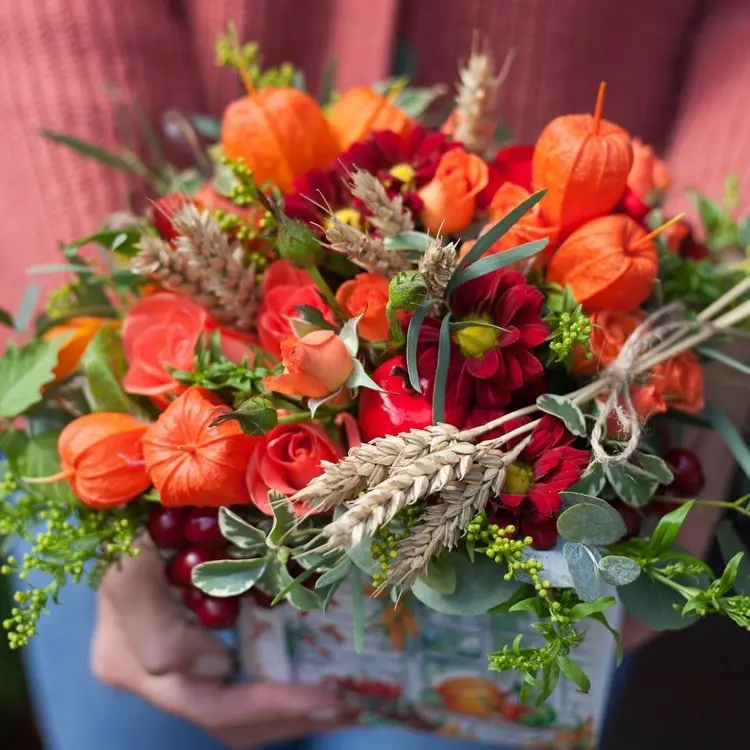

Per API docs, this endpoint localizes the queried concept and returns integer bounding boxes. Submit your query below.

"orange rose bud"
[264,330,354,398]
[43,316,108,382]
[142,387,258,508]
[651,350,705,415]
[546,215,659,311]
[532,83,633,232]
[570,309,643,377]
[335,273,390,341]
[627,138,671,201]
[57,412,150,509]
[418,149,489,234]
[326,86,415,151]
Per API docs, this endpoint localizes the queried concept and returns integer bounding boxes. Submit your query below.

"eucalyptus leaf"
[192,557,268,597]
[519,542,574,587]
[567,462,606,496]
[421,555,457,595]
[598,556,641,587]
[604,462,660,507]
[557,503,626,546]
[431,313,452,423]
[702,403,750,481]
[219,507,266,548]
[536,394,587,437]
[405,298,437,393]
[563,543,603,602]
[561,492,619,514]
[635,452,674,485]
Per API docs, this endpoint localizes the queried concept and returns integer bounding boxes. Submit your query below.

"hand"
[91,540,345,749]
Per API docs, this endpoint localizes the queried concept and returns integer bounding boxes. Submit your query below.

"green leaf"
[569,595,616,621]
[405,298,437,393]
[738,214,750,248]
[412,552,518,615]
[535,394,587,437]
[315,557,353,590]
[192,558,268,597]
[0,308,14,328]
[598,556,641,586]
[556,655,591,693]
[431,313,453,423]
[619,568,697,631]
[716,519,750,595]
[647,500,694,556]
[15,283,40,332]
[557,503,626,546]
[191,114,222,141]
[16,431,75,503]
[567,462,606,496]
[697,346,750,376]
[317,57,338,106]
[268,493,296,548]
[561,491,618,514]
[256,556,286,598]
[589,610,623,665]
[80,325,148,417]
[293,305,337,331]
[63,228,142,259]
[345,535,380,576]
[212,397,278,436]
[604,461,660,507]
[350,566,366,653]
[563,542,603,602]
[27,263,92,276]
[218,507,266,549]
[635,452,674,485]
[448,238,549,294]
[716,552,744,596]
[384,231,435,252]
[421,555,457,595]
[391,84,447,117]
[272,559,330,610]
[537,660,561,705]
[703,403,750,481]
[0,337,69,418]
[452,189,547,277]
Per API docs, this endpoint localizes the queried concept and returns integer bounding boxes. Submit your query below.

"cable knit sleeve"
[0,0,203,327]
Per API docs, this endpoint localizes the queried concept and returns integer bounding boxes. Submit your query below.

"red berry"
[251,588,276,609]
[147,506,188,550]
[184,508,225,549]
[166,546,215,587]
[613,502,641,540]
[358,355,466,442]
[195,594,240,630]
[664,448,705,498]
[150,194,202,241]
[618,186,650,224]
[182,586,205,613]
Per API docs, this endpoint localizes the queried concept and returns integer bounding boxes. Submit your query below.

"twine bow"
[590,303,688,466]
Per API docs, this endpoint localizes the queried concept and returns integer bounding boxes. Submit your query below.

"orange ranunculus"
[246,422,344,516]
[43,316,109,382]
[58,412,151,508]
[627,138,671,201]
[258,259,335,359]
[571,309,644,377]
[418,149,489,234]
[334,273,390,341]
[651,350,704,414]
[264,330,353,398]
[122,293,254,405]
[142,386,258,507]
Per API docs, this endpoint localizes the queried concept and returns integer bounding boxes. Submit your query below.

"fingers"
[99,539,232,679]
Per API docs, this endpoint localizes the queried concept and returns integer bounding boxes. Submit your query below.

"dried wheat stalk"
[418,237,457,299]
[347,168,414,237]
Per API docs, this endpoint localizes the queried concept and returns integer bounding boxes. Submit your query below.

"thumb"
[101,538,234,680]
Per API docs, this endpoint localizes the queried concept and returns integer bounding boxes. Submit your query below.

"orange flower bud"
[627,138,671,201]
[570,309,643,377]
[335,273,390,341]
[142,387,258,507]
[57,412,150,509]
[264,330,354,398]
[651,350,704,415]
[418,149,489,234]
[43,317,109,382]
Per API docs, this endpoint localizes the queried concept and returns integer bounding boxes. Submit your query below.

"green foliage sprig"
[544,284,592,366]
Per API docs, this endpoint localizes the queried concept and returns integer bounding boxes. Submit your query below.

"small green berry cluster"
[44,283,81,320]
[548,308,592,363]
[216,32,295,90]
[371,506,423,587]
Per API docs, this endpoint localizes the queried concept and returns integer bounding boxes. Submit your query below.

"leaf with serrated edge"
[604,462,660,507]
[563,543,603,602]
[557,503,626,546]
[598,555,641,586]
[219,507,266,548]
[536,394,587,437]
[192,558,267,597]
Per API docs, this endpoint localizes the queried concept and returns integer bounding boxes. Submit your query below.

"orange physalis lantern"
[142,386,258,508]
[326,86,415,152]
[57,412,150,509]
[532,83,633,233]
[221,88,339,193]
[546,214,662,311]
[43,316,108,383]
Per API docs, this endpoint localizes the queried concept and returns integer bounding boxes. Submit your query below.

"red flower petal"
[527,486,563,519]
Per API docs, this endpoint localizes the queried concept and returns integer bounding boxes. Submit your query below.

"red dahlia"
[416,269,548,411]
[284,126,458,228]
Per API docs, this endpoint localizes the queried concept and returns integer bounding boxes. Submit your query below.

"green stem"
[652,493,750,516]
[276,403,351,426]
[307,266,347,319]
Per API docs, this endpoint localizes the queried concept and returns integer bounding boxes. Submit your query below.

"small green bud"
[388,271,428,312]
[211,396,278,436]
[277,218,321,268]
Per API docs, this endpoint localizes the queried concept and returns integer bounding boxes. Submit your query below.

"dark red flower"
[416,269,547,412]
[284,126,458,230]
[478,145,534,209]
[616,186,650,225]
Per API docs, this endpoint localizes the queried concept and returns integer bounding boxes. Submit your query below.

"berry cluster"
[370,505,423,587]
[147,506,241,630]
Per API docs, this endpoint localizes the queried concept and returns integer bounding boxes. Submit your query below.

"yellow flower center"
[325,207,363,231]
[453,315,499,358]
[503,462,535,495]
[389,163,416,190]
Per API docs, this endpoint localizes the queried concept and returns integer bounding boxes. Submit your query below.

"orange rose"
[627,138,671,201]
[264,330,353,398]
[418,149,489,234]
[246,422,344,515]
[651,350,704,414]
[335,273,390,341]
[43,316,109,382]
[258,260,335,358]
[571,309,644,377]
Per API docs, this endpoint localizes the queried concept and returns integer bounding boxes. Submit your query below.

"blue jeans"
[20,570,630,750]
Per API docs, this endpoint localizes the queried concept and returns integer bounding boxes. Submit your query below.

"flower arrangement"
[2,28,750,710]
